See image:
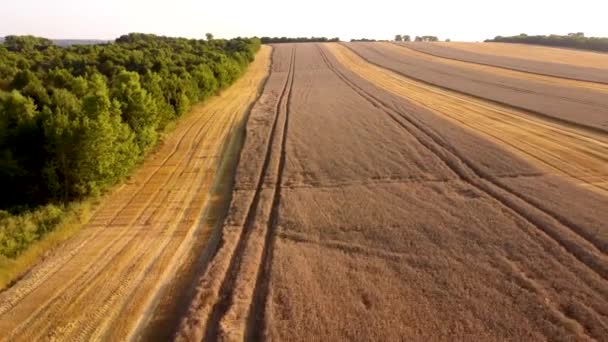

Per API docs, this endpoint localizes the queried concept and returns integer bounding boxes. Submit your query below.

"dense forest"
[260,37,340,44]
[486,33,608,52]
[0,33,260,258]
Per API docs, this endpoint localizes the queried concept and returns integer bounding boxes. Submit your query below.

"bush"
[0,204,63,258]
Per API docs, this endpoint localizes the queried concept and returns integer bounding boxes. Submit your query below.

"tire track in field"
[213,46,295,340]
[319,45,607,340]
[174,46,296,342]
[0,109,213,315]
[243,45,294,341]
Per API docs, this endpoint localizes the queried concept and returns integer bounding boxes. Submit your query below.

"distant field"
[401,42,608,83]
[0,37,109,46]
[438,42,608,68]
[351,42,608,132]
[176,43,608,341]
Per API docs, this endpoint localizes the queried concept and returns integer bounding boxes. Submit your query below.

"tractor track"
[175,45,296,342]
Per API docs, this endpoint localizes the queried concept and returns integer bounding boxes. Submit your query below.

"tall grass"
[0,201,94,289]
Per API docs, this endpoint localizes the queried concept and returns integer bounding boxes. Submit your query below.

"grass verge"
[0,200,95,289]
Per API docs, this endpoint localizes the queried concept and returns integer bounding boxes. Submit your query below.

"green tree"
[111,71,159,153]
[395,35,403,42]
[0,90,45,206]
[4,35,53,52]
[76,73,139,197]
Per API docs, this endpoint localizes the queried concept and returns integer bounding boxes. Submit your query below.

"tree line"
[260,37,340,44]
[0,33,260,210]
[395,35,439,42]
[485,33,608,52]
[350,38,378,42]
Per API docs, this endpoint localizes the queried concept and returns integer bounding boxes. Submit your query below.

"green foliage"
[0,33,261,260]
[0,204,63,258]
[414,36,439,42]
[3,35,53,52]
[395,35,403,42]
[350,38,377,42]
[485,33,608,52]
[261,37,340,44]
[111,70,159,152]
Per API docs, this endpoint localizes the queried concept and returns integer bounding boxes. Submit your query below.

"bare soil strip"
[327,43,608,195]
[0,46,271,341]
[401,42,608,83]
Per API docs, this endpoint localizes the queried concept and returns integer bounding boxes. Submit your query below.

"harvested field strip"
[175,45,296,341]
[401,42,608,85]
[0,46,272,341]
[319,44,608,292]
[439,42,608,69]
[386,42,608,93]
[326,43,608,195]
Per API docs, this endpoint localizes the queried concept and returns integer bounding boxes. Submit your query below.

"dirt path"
[0,46,271,341]
[177,43,608,341]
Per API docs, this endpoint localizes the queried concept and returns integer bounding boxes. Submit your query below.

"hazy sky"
[1,0,607,42]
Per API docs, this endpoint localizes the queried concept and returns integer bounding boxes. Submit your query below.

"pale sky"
[1,0,607,42]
